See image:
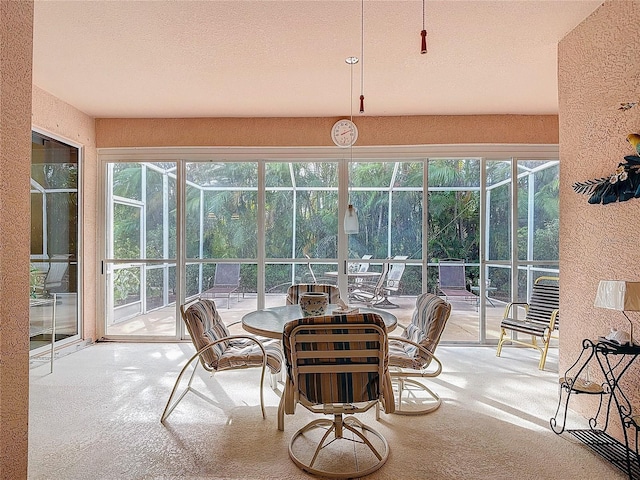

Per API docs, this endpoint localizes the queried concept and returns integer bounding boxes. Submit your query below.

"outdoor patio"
[105,291,510,344]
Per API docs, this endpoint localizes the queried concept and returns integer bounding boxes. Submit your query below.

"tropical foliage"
[107,158,559,308]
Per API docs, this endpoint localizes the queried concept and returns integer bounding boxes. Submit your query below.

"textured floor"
[105,294,509,343]
[29,343,625,480]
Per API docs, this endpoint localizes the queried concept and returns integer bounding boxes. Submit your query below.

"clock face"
[331,119,358,148]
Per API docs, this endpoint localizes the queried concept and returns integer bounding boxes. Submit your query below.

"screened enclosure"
[100,147,559,343]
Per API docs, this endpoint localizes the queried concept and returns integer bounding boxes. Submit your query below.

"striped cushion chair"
[161,298,282,423]
[388,292,452,414]
[279,312,395,479]
[286,283,341,306]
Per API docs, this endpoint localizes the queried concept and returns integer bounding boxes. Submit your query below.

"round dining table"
[241,304,397,339]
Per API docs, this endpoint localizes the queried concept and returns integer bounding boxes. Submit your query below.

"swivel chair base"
[288,414,389,479]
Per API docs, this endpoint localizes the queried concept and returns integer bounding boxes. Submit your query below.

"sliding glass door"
[264,161,338,302]
[30,131,80,352]
[99,148,559,344]
[427,158,481,342]
[104,162,177,338]
[346,161,423,309]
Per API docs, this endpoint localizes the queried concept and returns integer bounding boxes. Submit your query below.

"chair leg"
[496,328,507,357]
[269,372,277,390]
[277,394,285,431]
[258,363,266,419]
[539,335,551,370]
[372,295,399,309]
[162,350,267,423]
[160,352,201,423]
[393,377,442,415]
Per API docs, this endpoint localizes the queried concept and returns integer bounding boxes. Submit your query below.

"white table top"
[241,304,397,339]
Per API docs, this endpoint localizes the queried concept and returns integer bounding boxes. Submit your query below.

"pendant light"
[421,0,428,54]
[344,56,359,235]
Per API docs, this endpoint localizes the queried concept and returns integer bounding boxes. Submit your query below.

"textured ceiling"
[32,0,601,119]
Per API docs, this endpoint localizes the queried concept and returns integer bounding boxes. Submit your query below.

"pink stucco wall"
[0,2,33,477]
[559,0,640,431]
[96,114,558,148]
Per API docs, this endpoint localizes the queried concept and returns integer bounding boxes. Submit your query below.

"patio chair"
[496,276,560,370]
[349,260,391,306]
[278,312,394,478]
[373,255,408,308]
[201,263,241,309]
[160,298,282,423]
[302,254,337,285]
[33,254,70,298]
[388,292,452,414]
[437,259,469,301]
[352,254,372,273]
[286,283,341,306]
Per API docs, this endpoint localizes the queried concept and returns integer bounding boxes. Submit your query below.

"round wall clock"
[331,119,358,148]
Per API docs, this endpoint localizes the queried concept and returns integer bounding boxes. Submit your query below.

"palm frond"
[619,101,638,111]
[572,177,609,195]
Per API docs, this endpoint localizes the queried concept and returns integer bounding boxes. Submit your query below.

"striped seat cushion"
[283,312,388,405]
[286,283,341,306]
[220,337,283,374]
[183,298,281,374]
[388,293,451,370]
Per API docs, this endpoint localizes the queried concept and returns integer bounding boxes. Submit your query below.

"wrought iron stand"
[550,338,640,480]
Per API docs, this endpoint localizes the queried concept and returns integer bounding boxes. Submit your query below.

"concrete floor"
[106,293,510,344]
[27,342,626,480]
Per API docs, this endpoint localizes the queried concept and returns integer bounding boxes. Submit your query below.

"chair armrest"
[502,302,529,319]
[546,309,560,331]
[388,336,443,377]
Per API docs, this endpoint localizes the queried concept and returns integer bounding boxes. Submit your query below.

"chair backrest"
[282,312,393,411]
[180,299,231,371]
[45,254,70,289]
[401,293,452,367]
[372,261,391,289]
[526,276,560,327]
[213,263,241,287]
[303,254,317,283]
[357,254,373,273]
[386,255,408,291]
[286,283,341,305]
[438,259,467,289]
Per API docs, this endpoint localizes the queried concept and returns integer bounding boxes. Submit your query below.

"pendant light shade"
[344,204,359,234]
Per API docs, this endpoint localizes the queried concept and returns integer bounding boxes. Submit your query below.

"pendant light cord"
[421,0,428,54]
[349,60,354,203]
[350,60,354,123]
[359,0,365,113]
[351,60,354,201]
